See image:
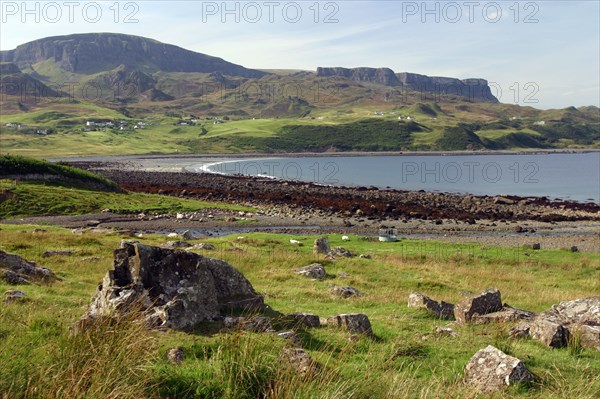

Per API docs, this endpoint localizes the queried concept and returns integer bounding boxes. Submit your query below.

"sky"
[1,0,599,109]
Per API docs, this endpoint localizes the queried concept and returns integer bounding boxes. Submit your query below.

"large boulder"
[510,297,600,350]
[78,241,268,330]
[285,313,321,328]
[0,251,60,285]
[454,289,503,323]
[465,345,534,392]
[408,292,455,320]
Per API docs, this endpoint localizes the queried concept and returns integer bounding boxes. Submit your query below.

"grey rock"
[454,289,502,324]
[164,241,191,249]
[472,304,535,324]
[281,348,319,376]
[166,347,185,365]
[511,297,600,350]
[182,230,194,240]
[531,243,541,250]
[294,263,326,280]
[286,313,321,328]
[408,292,455,320]
[277,330,303,347]
[4,289,26,303]
[331,285,363,298]
[359,254,372,259]
[434,326,459,337]
[190,243,216,250]
[330,247,353,258]
[313,237,331,255]
[0,250,60,284]
[42,250,74,257]
[77,241,268,331]
[327,313,373,337]
[465,345,534,392]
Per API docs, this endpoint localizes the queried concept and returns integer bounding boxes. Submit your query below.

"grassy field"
[1,225,598,398]
[0,179,250,218]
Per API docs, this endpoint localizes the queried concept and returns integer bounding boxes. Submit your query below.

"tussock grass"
[0,227,598,398]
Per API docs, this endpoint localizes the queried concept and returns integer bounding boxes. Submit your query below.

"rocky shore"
[17,159,586,252]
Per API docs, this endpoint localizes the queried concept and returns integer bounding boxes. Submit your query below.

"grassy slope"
[1,95,598,156]
[1,226,598,398]
[0,179,250,218]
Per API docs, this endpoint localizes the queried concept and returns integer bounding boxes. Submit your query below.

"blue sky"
[1,0,599,109]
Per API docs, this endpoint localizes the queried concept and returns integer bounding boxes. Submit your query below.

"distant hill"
[0,33,266,78]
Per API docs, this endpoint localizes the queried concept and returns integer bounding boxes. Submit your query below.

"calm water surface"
[189,152,600,203]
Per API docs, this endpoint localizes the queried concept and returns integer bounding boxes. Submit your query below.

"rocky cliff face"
[317,67,400,86]
[0,33,266,78]
[317,67,498,102]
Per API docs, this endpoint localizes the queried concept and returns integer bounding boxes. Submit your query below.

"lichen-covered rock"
[465,345,533,392]
[313,237,331,255]
[510,297,600,350]
[327,313,373,337]
[77,241,268,331]
[0,251,60,285]
[294,263,326,280]
[277,331,303,347]
[286,313,321,328]
[408,292,455,320]
[454,289,502,323]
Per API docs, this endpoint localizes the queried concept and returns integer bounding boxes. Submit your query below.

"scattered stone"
[408,292,455,320]
[570,246,579,252]
[313,237,331,255]
[167,233,178,238]
[327,313,373,337]
[281,348,319,377]
[434,326,459,337]
[454,289,503,324]
[472,304,536,324]
[330,247,353,258]
[42,250,74,257]
[513,225,524,233]
[531,243,541,250]
[86,220,101,227]
[176,213,184,220]
[465,345,534,393]
[164,241,191,249]
[286,313,320,328]
[4,289,26,303]
[190,243,216,251]
[182,230,194,240]
[166,347,185,365]
[338,272,350,278]
[0,251,60,285]
[76,241,268,331]
[510,297,600,350]
[277,330,303,346]
[331,285,363,298]
[294,263,326,280]
[359,254,372,259]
